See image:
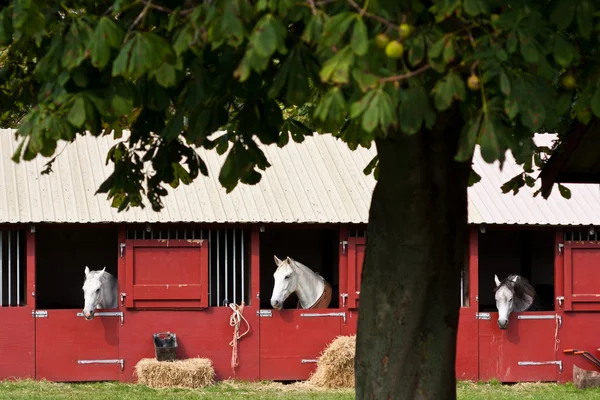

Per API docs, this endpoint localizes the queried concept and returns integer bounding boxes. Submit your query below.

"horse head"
[270,255,299,310]
[82,266,106,320]
[494,274,535,330]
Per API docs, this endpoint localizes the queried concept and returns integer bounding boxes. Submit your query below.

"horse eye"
[284,275,290,280]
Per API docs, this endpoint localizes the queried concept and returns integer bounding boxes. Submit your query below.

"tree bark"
[355,111,472,400]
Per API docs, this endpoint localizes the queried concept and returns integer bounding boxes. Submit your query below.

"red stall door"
[0,308,35,380]
[35,309,122,381]
[259,309,344,380]
[124,239,208,309]
[563,242,600,311]
[347,237,365,309]
[478,311,560,382]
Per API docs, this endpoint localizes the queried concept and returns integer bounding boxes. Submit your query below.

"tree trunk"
[355,111,472,400]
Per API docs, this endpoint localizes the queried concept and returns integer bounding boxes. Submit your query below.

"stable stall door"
[35,309,121,381]
[478,311,559,382]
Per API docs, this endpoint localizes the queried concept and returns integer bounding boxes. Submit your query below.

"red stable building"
[1,130,600,383]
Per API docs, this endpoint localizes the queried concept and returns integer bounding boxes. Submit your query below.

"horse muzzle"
[271,299,282,310]
[83,310,95,320]
[497,319,508,330]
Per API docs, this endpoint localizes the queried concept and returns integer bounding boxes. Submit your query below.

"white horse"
[270,255,332,310]
[82,266,118,320]
[494,274,537,329]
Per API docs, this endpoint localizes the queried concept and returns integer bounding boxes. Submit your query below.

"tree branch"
[346,0,396,29]
[380,64,431,83]
[140,0,173,13]
[126,0,152,39]
[307,0,317,15]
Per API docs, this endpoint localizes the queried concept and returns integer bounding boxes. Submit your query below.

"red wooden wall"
[6,223,600,384]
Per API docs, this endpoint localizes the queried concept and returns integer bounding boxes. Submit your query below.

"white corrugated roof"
[0,129,598,225]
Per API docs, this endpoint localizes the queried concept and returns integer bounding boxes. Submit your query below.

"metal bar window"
[0,229,26,307]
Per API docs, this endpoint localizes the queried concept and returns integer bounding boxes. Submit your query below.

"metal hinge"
[476,312,491,320]
[340,293,348,308]
[78,359,124,371]
[77,311,124,326]
[558,243,564,255]
[340,240,348,255]
[120,293,127,307]
[518,360,562,373]
[257,309,272,318]
[120,243,126,257]
[301,312,346,324]
[557,296,564,308]
[32,310,48,318]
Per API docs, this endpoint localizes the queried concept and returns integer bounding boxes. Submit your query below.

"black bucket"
[153,332,178,362]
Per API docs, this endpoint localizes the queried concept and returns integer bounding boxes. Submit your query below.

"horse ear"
[99,267,106,276]
[84,266,90,276]
[273,255,283,266]
[286,256,292,263]
[511,275,518,283]
[494,274,501,287]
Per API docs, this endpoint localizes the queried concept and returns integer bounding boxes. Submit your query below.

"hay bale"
[308,335,356,389]
[134,357,215,389]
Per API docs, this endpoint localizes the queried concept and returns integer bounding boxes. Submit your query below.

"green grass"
[3,380,600,399]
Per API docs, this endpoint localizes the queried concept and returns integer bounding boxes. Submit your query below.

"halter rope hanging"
[228,302,250,374]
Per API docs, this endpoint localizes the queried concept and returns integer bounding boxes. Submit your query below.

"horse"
[493,274,539,329]
[270,255,332,310]
[82,266,118,320]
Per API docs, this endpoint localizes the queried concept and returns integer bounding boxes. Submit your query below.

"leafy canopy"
[0,0,593,210]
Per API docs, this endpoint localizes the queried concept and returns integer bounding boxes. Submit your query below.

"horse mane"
[289,258,326,282]
[493,274,538,306]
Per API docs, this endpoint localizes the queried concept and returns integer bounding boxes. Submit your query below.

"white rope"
[228,302,250,374]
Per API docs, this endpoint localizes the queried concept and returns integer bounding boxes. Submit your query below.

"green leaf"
[408,35,425,66]
[63,20,93,70]
[576,0,593,40]
[350,91,376,118]
[507,30,517,54]
[302,13,325,44]
[252,15,278,58]
[455,113,482,162]
[399,86,436,135]
[479,116,501,163]
[321,12,355,48]
[499,70,511,95]
[468,170,482,186]
[319,46,354,84]
[433,71,466,111]
[350,17,368,56]
[88,17,125,69]
[0,7,14,46]
[443,39,455,63]
[162,111,185,142]
[551,0,575,30]
[152,61,179,88]
[361,89,396,133]
[68,97,87,128]
[352,69,379,92]
[553,35,576,68]
[556,93,572,116]
[590,87,600,118]
[112,32,174,80]
[463,0,489,16]
[363,155,378,176]
[558,183,572,199]
[428,37,445,59]
[521,100,546,131]
[519,31,539,63]
[314,88,347,124]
